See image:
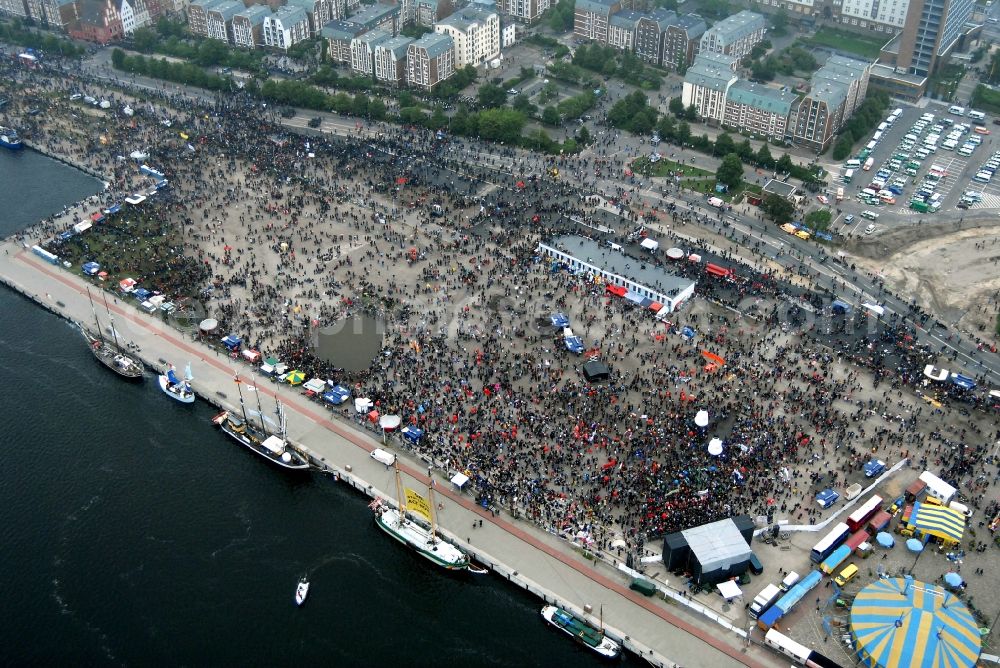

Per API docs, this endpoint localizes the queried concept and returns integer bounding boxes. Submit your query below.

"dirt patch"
[844,224,1000,339]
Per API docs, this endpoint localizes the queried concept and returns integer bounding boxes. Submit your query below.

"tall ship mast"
[81,288,143,381]
[370,462,470,571]
[211,373,309,470]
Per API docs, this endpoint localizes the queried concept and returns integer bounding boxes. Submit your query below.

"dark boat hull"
[214,416,310,471]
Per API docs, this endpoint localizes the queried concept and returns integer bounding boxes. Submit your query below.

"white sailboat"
[371,463,470,571]
[158,363,195,404]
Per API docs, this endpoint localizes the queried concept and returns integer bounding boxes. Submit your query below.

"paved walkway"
[0,240,776,668]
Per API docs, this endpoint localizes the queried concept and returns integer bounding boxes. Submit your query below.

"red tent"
[705,263,731,277]
[605,284,627,297]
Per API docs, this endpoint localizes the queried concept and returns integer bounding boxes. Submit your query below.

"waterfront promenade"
[0,239,776,668]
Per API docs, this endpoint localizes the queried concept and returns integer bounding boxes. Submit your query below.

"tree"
[831,135,854,161]
[716,153,744,190]
[685,104,698,121]
[804,209,832,229]
[771,9,789,36]
[369,98,387,121]
[541,106,561,125]
[761,193,795,225]
[477,83,507,109]
[656,113,676,140]
[669,96,684,117]
[755,143,774,168]
[674,120,690,145]
[577,125,591,146]
[428,106,447,129]
[713,132,735,158]
[131,27,158,53]
[111,48,126,70]
[776,153,794,174]
[736,139,754,162]
[511,94,537,117]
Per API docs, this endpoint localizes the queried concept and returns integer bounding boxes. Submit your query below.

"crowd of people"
[4,53,998,564]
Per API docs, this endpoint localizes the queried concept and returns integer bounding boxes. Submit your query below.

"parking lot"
[836,102,1000,227]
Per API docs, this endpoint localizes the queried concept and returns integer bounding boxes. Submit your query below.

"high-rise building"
[895,0,974,77]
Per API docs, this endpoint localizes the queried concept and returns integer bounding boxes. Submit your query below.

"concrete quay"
[0,239,777,668]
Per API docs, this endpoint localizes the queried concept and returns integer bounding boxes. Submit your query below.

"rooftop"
[610,8,644,29]
[355,27,391,46]
[684,52,737,92]
[349,1,398,28]
[234,3,271,23]
[411,31,454,59]
[727,80,796,115]
[321,19,363,40]
[575,0,618,14]
[376,35,414,58]
[273,4,307,24]
[682,519,752,572]
[701,9,766,45]
[436,5,496,30]
[675,13,706,37]
[208,0,243,20]
[763,178,796,198]
[545,235,695,299]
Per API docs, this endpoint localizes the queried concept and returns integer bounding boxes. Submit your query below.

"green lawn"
[803,28,887,60]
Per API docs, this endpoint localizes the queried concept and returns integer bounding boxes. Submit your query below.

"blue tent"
[402,425,423,444]
[322,384,351,405]
[681,326,696,339]
[550,313,569,328]
[104,203,121,215]
[58,230,74,240]
[950,374,976,390]
[221,334,242,350]
[133,288,151,301]
[831,299,853,314]
[82,261,100,276]
[816,488,839,508]
[564,336,584,354]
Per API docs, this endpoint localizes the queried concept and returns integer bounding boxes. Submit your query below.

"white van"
[949,500,973,519]
[370,448,396,467]
[949,105,966,116]
[780,571,801,592]
[968,110,985,121]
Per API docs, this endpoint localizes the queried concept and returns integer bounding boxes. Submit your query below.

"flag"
[404,488,432,522]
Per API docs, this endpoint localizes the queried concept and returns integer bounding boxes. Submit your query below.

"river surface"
[0,148,616,666]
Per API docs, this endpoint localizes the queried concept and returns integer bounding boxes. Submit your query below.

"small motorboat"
[295,577,309,606]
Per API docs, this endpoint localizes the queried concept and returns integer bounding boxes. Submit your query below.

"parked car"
[308,117,321,128]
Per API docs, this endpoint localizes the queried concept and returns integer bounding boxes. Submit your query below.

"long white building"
[434,5,499,67]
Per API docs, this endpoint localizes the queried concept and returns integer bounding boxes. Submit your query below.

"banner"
[404,488,432,523]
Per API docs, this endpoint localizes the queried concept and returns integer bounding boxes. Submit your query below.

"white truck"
[749,584,782,620]
[707,196,725,209]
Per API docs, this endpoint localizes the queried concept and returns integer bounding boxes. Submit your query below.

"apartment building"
[321,19,364,61]
[723,80,796,141]
[231,4,271,48]
[206,0,241,42]
[374,35,413,85]
[633,8,676,64]
[263,4,310,50]
[186,0,220,37]
[789,54,871,152]
[496,0,548,23]
[698,9,766,63]
[573,0,620,43]
[406,32,455,89]
[351,27,390,76]
[681,51,738,123]
[434,6,498,67]
[663,14,705,71]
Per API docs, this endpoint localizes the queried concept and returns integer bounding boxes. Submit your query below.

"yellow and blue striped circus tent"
[850,577,981,668]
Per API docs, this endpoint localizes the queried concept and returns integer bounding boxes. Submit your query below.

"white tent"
[640,238,659,251]
[694,410,709,427]
[716,580,742,600]
[354,397,373,413]
[450,472,470,489]
[862,302,885,316]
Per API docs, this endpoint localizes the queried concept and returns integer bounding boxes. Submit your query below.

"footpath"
[0,238,776,668]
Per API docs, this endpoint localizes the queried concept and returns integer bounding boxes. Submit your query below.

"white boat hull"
[374,507,469,570]
[295,580,309,606]
[158,374,195,404]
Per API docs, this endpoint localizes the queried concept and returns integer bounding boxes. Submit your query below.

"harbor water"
[0,149,615,666]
